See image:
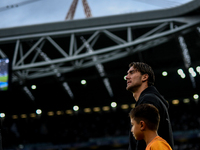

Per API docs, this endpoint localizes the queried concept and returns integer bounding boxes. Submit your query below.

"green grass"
[0,76,8,82]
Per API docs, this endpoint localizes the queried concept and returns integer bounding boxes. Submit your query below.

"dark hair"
[129,62,155,86]
[129,104,160,131]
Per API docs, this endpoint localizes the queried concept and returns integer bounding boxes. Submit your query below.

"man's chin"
[126,86,132,92]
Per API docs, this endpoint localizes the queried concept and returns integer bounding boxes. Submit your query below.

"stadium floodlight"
[111,102,117,108]
[36,109,42,115]
[124,75,127,80]
[196,66,200,74]
[177,69,186,79]
[177,69,184,75]
[0,113,5,118]
[162,71,168,76]
[193,94,199,100]
[31,85,36,90]
[73,105,79,111]
[81,79,87,85]
[188,67,196,77]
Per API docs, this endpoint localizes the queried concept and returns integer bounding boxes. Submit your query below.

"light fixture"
[172,99,179,105]
[66,110,73,114]
[81,80,87,85]
[102,106,110,111]
[84,108,91,113]
[177,69,186,79]
[193,94,199,100]
[124,75,127,80]
[30,113,36,118]
[162,71,168,76]
[31,85,36,90]
[21,114,27,118]
[93,107,101,112]
[56,111,63,115]
[121,104,129,109]
[131,103,135,108]
[12,115,18,119]
[73,105,79,111]
[36,109,42,115]
[183,98,190,103]
[196,66,200,74]
[47,111,54,116]
[0,113,5,118]
[188,67,196,77]
[111,102,117,108]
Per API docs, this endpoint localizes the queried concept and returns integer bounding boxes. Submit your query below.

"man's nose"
[125,75,129,80]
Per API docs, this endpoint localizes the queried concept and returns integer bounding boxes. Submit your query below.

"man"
[125,62,174,150]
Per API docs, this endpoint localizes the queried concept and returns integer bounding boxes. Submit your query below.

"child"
[129,103,172,150]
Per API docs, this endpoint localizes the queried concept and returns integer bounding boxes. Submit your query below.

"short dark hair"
[129,62,155,86]
[129,104,160,131]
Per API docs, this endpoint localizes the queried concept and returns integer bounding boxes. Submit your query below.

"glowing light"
[93,107,101,112]
[21,114,27,118]
[66,110,73,114]
[56,111,63,115]
[177,69,184,75]
[196,66,200,73]
[111,102,117,108]
[124,75,127,80]
[36,109,42,115]
[31,85,36,90]
[81,80,86,85]
[30,113,36,118]
[73,105,79,111]
[102,106,110,111]
[180,74,186,79]
[0,113,5,118]
[193,94,199,100]
[172,99,179,105]
[183,98,190,103]
[84,108,91,113]
[162,71,168,76]
[131,104,135,108]
[177,69,186,79]
[188,67,196,77]
[47,111,54,116]
[121,104,129,109]
[12,115,18,119]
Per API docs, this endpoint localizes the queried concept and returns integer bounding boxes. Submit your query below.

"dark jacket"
[128,86,174,150]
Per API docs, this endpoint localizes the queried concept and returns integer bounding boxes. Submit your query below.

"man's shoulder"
[139,93,158,103]
[136,93,161,108]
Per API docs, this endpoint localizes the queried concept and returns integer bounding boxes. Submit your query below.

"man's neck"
[133,85,148,101]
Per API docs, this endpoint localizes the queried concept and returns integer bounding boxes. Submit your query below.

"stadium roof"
[0,0,200,115]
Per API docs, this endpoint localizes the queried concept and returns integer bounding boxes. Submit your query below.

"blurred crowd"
[1,99,200,150]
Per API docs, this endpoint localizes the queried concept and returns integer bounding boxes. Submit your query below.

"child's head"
[129,104,160,140]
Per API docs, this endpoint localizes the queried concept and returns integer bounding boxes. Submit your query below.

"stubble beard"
[126,83,140,93]
[126,84,135,93]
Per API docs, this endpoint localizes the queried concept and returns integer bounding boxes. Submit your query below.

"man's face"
[126,66,143,92]
[131,118,143,140]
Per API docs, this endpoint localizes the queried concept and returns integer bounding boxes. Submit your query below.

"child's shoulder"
[147,136,172,150]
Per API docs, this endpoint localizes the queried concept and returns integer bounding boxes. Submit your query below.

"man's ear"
[142,74,149,82]
[140,121,146,131]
